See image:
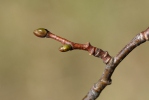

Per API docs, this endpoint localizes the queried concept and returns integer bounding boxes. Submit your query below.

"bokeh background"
[1,0,149,100]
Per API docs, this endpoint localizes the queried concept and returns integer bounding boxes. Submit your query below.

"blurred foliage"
[1,0,149,100]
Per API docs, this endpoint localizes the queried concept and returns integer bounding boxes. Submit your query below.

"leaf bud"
[33,28,49,38]
[59,44,72,52]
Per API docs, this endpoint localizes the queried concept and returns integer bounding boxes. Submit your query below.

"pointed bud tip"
[33,28,49,38]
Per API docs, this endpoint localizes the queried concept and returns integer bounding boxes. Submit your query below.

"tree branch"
[33,27,149,100]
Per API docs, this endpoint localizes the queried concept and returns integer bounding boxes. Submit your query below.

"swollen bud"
[59,44,72,52]
[33,28,49,38]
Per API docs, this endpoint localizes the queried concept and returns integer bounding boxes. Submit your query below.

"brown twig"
[33,28,112,64]
[33,27,149,100]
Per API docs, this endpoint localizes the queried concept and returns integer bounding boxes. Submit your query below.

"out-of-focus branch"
[33,27,149,100]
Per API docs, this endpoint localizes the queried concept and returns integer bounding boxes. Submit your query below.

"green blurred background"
[1,0,149,100]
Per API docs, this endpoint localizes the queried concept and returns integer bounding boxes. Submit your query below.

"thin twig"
[33,27,149,100]
[33,28,112,64]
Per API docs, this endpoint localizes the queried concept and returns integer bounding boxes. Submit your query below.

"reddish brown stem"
[47,32,72,45]
[33,28,112,64]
